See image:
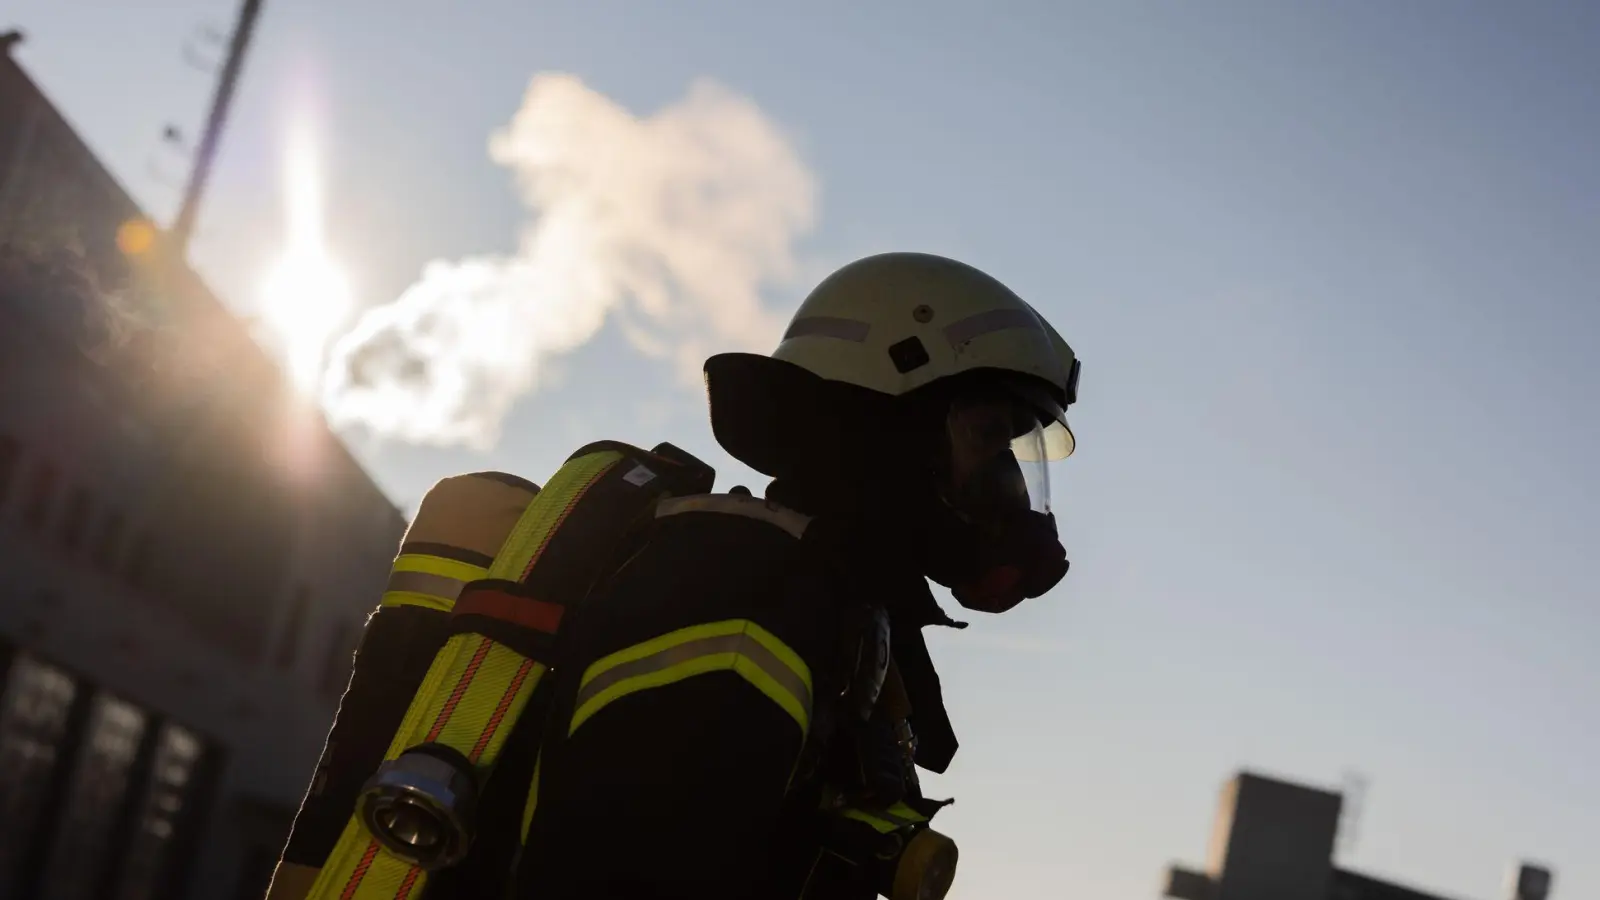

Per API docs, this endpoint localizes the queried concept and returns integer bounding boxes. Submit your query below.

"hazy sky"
[9,2,1599,897]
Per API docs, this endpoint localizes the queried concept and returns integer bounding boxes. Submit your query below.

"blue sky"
[9,2,1599,897]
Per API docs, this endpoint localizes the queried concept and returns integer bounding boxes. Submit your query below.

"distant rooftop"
[1163,771,1553,900]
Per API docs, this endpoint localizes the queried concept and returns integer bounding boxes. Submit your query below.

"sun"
[258,123,353,394]
[261,245,351,392]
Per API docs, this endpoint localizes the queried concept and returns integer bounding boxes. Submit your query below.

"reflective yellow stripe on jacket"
[841,801,930,834]
[569,619,813,737]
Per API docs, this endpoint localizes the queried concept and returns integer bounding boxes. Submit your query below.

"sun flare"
[259,123,352,394]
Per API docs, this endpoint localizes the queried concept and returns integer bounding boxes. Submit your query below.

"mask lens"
[1012,426,1051,515]
[944,394,1053,518]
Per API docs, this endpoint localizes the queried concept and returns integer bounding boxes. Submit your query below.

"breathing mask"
[919,383,1071,613]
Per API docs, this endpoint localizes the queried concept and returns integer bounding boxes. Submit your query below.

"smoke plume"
[321,73,817,449]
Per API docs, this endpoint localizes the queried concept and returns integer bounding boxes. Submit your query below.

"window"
[21,461,58,530]
[0,436,18,510]
[37,692,149,900]
[0,655,80,894]
[91,511,124,572]
[110,724,206,900]
[58,487,90,553]
[273,585,311,671]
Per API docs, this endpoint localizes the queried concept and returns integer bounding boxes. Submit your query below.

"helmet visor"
[942,390,1055,518]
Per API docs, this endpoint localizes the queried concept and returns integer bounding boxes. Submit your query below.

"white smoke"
[321,73,817,449]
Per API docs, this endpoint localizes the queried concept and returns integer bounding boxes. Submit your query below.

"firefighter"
[508,250,1081,900]
[267,250,1079,900]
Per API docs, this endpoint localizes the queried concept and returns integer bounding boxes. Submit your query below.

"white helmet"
[770,252,1079,461]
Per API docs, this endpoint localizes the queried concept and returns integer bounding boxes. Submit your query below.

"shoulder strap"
[655,492,812,540]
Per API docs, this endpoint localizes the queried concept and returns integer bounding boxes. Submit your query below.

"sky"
[8,1,1600,898]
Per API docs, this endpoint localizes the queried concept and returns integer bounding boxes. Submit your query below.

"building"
[0,32,406,900]
[1162,771,1556,900]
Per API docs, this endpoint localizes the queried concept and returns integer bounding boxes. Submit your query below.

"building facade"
[0,34,405,900]
[1163,771,1556,900]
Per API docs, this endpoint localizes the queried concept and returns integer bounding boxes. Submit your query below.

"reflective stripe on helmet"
[941,306,1043,349]
[569,619,813,737]
[783,315,872,343]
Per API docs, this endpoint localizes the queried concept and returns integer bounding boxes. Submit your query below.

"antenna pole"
[168,0,264,259]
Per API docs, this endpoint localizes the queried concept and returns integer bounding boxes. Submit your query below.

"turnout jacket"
[272,483,960,900]
[513,489,961,900]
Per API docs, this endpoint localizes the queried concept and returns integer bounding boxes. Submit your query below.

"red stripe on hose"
[392,865,422,900]
[340,840,382,900]
[470,658,536,763]
[425,637,492,742]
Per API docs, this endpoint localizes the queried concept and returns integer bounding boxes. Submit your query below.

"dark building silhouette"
[1163,771,1555,900]
[0,33,404,900]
